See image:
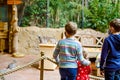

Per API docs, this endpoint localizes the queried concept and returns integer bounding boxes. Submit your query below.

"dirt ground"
[0,53,60,80]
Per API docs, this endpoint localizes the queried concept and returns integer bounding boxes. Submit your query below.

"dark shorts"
[59,68,77,80]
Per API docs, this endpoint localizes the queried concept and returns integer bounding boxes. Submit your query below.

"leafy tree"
[20,0,120,32]
[20,0,47,27]
[83,0,120,32]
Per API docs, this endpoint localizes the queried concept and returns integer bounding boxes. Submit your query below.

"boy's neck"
[113,32,120,35]
[66,35,74,38]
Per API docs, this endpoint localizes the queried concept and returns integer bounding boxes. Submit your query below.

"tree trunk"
[17,0,30,26]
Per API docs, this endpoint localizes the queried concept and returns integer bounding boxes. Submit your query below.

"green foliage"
[83,0,120,32]
[21,0,120,32]
[21,0,47,27]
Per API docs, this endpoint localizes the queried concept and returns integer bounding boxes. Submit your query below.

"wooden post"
[40,51,44,80]
[11,5,19,53]
[10,5,24,57]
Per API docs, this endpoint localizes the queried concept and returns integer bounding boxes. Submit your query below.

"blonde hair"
[83,50,89,59]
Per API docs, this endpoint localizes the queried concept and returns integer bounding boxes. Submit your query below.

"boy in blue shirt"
[100,19,120,80]
[53,21,91,80]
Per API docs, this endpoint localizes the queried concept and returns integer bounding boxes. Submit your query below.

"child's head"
[83,50,89,59]
[109,19,120,34]
[65,22,77,36]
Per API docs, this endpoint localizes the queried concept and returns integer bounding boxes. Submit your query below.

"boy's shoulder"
[58,38,66,42]
[105,34,113,40]
[74,39,81,45]
[58,39,66,43]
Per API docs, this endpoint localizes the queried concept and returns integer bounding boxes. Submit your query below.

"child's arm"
[53,41,60,63]
[76,42,91,66]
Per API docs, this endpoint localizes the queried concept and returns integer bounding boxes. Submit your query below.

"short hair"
[109,19,120,32]
[65,22,77,35]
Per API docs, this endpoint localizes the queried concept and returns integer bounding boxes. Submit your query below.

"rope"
[0,54,104,80]
[46,57,105,80]
[45,57,58,65]
[0,56,45,76]
[89,75,104,80]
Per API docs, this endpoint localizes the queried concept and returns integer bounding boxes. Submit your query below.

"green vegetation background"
[20,0,120,33]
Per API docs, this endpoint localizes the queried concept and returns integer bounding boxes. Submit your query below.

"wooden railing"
[75,34,105,48]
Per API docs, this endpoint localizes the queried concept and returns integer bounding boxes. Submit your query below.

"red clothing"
[76,61,92,80]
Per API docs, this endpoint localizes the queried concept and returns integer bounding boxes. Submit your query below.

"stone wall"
[18,26,107,57]
[18,26,64,54]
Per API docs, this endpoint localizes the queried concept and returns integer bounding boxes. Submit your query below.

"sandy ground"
[0,53,60,80]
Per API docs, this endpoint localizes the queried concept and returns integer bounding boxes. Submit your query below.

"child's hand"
[81,59,91,66]
[100,70,104,76]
